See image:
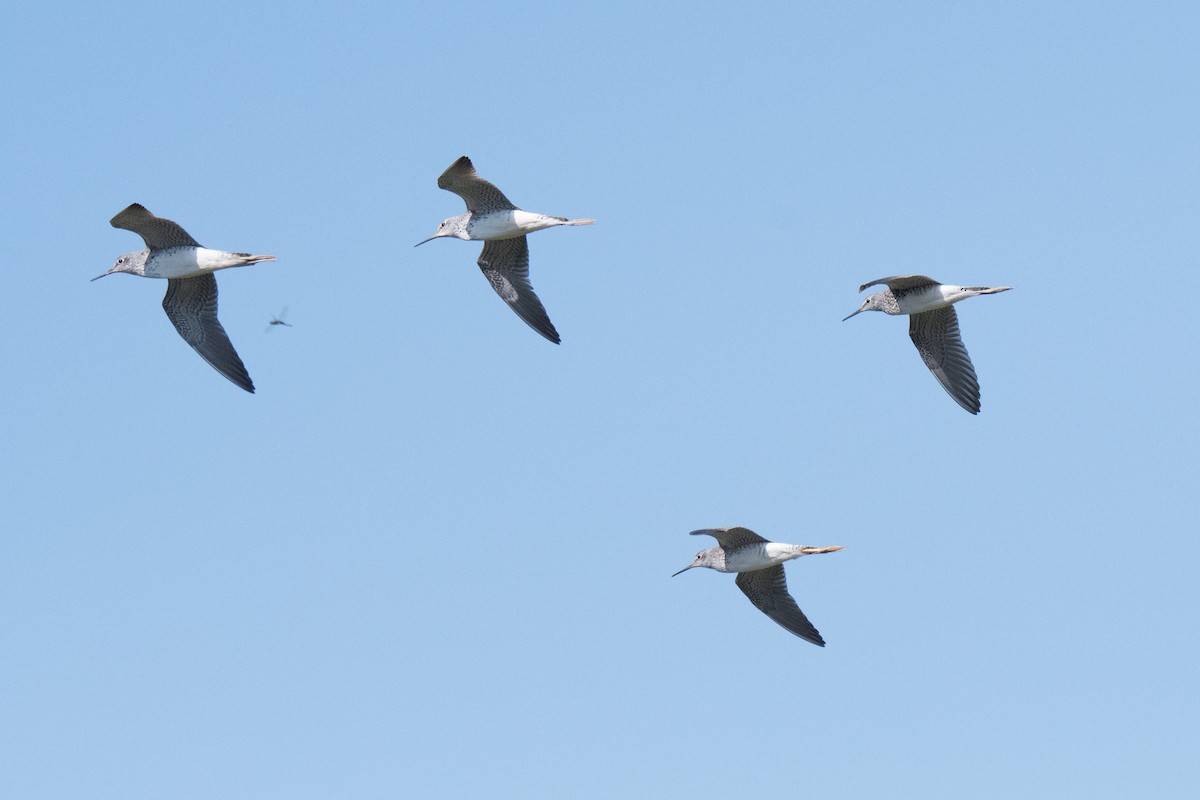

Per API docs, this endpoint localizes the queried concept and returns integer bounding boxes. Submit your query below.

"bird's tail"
[234,253,278,266]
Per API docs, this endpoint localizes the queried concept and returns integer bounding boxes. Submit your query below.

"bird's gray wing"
[478,237,560,344]
[162,275,254,393]
[858,275,939,293]
[438,156,519,214]
[736,566,826,646]
[691,527,769,549]
[111,204,203,250]
[909,306,980,414]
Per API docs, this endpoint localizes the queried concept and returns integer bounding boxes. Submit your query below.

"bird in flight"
[95,203,275,393]
[844,275,1012,414]
[674,527,844,646]
[416,156,594,344]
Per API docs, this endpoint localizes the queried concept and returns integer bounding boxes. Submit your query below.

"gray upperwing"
[909,306,980,414]
[478,237,560,344]
[162,275,255,393]
[111,204,203,250]
[735,566,826,646]
[858,275,939,293]
[691,527,769,550]
[438,156,519,215]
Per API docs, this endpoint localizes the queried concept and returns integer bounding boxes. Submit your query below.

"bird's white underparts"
[416,208,592,245]
[95,245,272,281]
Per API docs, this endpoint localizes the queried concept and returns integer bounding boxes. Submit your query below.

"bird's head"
[842,292,886,321]
[672,549,718,577]
[91,249,148,281]
[415,216,466,247]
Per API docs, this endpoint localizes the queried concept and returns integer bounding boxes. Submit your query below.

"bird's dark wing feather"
[858,275,939,293]
[477,237,560,344]
[909,306,980,414]
[111,204,203,250]
[162,275,254,393]
[736,566,826,646]
[438,156,518,214]
[691,527,769,550]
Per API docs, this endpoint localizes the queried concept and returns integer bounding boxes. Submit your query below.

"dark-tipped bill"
[842,308,864,322]
[414,234,441,247]
[671,565,695,577]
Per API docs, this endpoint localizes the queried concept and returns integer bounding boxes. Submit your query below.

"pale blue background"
[1,2,1197,798]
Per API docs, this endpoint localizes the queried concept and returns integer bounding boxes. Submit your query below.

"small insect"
[265,307,292,332]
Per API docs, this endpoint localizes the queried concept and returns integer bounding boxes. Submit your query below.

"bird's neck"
[124,250,151,277]
[866,290,902,315]
[706,548,728,571]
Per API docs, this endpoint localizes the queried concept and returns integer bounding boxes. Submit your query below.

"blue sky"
[1,2,1197,797]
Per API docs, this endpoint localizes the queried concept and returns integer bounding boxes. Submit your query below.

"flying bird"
[94,203,275,393]
[844,275,1012,414]
[673,527,844,646]
[416,156,594,344]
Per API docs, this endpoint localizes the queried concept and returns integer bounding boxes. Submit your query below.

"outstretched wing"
[858,275,939,293]
[111,204,203,250]
[162,275,254,393]
[736,566,826,646]
[438,156,519,215]
[690,527,769,550]
[477,237,560,344]
[909,306,980,414]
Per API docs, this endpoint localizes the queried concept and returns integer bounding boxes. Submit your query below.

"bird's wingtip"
[109,203,151,228]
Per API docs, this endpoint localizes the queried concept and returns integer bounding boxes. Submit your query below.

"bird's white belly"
[726,544,795,572]
[469,210,559,240]
[148,247,238,279]
[897,285,958,315]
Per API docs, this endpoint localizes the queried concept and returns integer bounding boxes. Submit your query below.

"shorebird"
[673,527,844,646]
[416,156,594,344]
[266,307,292,332]
[843,275,1012,414]
[94,203,275,393]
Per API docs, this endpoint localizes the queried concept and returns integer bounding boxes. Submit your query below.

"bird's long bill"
[800,546,845,555]
[671,565,695,577]
[90,268,116,282]
[413,234,441,247]
[841,308,864,322]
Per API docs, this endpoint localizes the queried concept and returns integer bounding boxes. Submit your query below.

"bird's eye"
[118,257,124,264]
